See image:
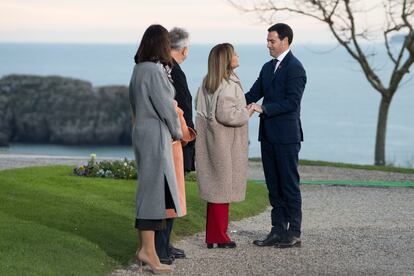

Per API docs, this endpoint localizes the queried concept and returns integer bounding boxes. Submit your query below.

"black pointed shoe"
[168,244,186,259]
[253,232,283,246]
[274,236,302,248]
[217,241,237,249]
[207,241,237,249]
[159,256,174,265]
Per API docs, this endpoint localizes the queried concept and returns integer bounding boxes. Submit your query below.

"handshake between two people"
[246,103,263,117]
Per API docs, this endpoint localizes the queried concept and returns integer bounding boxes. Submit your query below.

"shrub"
[74,154,199,181]
[74,154,137,180]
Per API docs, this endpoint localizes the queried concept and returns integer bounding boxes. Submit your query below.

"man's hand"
[246,103,263,116]
[252,103,263,114]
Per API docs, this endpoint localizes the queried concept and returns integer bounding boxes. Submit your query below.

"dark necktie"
[273,58,279,73]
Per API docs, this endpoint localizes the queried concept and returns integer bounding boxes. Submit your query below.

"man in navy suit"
[246,23,306,248]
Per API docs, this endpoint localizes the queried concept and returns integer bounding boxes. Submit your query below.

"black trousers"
[183,141,195,172]
[261,140,302,237]
[155,218,174,258]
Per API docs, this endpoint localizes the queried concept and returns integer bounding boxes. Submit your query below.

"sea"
[0,43,413,167]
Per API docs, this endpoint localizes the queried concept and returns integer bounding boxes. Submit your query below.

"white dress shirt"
[274,48,290,73]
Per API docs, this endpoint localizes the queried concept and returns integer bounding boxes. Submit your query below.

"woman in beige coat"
[195,43,254,249]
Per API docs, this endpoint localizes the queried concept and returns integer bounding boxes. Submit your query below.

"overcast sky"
[1,0,384,44]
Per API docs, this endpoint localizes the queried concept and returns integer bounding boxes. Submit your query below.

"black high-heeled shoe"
[218,241,237,248]
[207,241,237,249]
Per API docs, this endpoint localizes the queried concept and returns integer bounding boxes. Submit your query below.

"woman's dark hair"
[268,23,293,45]
[134,24,172,66]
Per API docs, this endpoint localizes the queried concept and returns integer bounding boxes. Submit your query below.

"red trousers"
[205,202,231,244]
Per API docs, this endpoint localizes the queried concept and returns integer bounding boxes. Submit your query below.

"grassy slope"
[0,166,268,275]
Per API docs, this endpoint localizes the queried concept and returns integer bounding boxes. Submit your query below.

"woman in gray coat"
[129,24,182,274]
[195,43,254,249]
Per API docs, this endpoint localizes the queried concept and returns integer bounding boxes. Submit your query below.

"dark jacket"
[245,51,306,144]
[172,59,195,171]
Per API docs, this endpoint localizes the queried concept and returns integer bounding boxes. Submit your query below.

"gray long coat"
[129,62,183,219]
[195,74,249,203]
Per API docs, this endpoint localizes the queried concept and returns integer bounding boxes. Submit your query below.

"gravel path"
[248,161,414,182]
[0,153,104,171]
[1,154,413,275]
[114,185,414,276]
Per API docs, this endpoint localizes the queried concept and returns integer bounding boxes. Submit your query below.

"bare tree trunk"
[375,95,393,166]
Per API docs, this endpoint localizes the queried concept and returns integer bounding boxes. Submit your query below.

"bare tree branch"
[226,0,327,22]
[227,0,414,166]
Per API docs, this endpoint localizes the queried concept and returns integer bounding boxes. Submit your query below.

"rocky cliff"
[0,75,132,146]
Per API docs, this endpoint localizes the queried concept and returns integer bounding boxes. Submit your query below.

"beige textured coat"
[195,74,249,203]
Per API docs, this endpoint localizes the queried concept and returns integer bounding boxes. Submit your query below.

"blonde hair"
[203,43,234,94]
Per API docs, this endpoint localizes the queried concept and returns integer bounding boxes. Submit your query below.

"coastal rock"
[0,74,132,146]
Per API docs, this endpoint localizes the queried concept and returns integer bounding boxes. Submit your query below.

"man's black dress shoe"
[274,236,301,248]
[168,244,186,259]
[253,232,283,246]
[207,241,237,249]
[159,256,174,265]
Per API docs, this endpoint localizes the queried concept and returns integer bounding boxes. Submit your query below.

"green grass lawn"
[0,166,268,276]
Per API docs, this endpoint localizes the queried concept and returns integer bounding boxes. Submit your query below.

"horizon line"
[0,41,380,46]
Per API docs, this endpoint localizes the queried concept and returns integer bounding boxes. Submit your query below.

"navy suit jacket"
[245,51,306,144]
[172,59,193,129]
